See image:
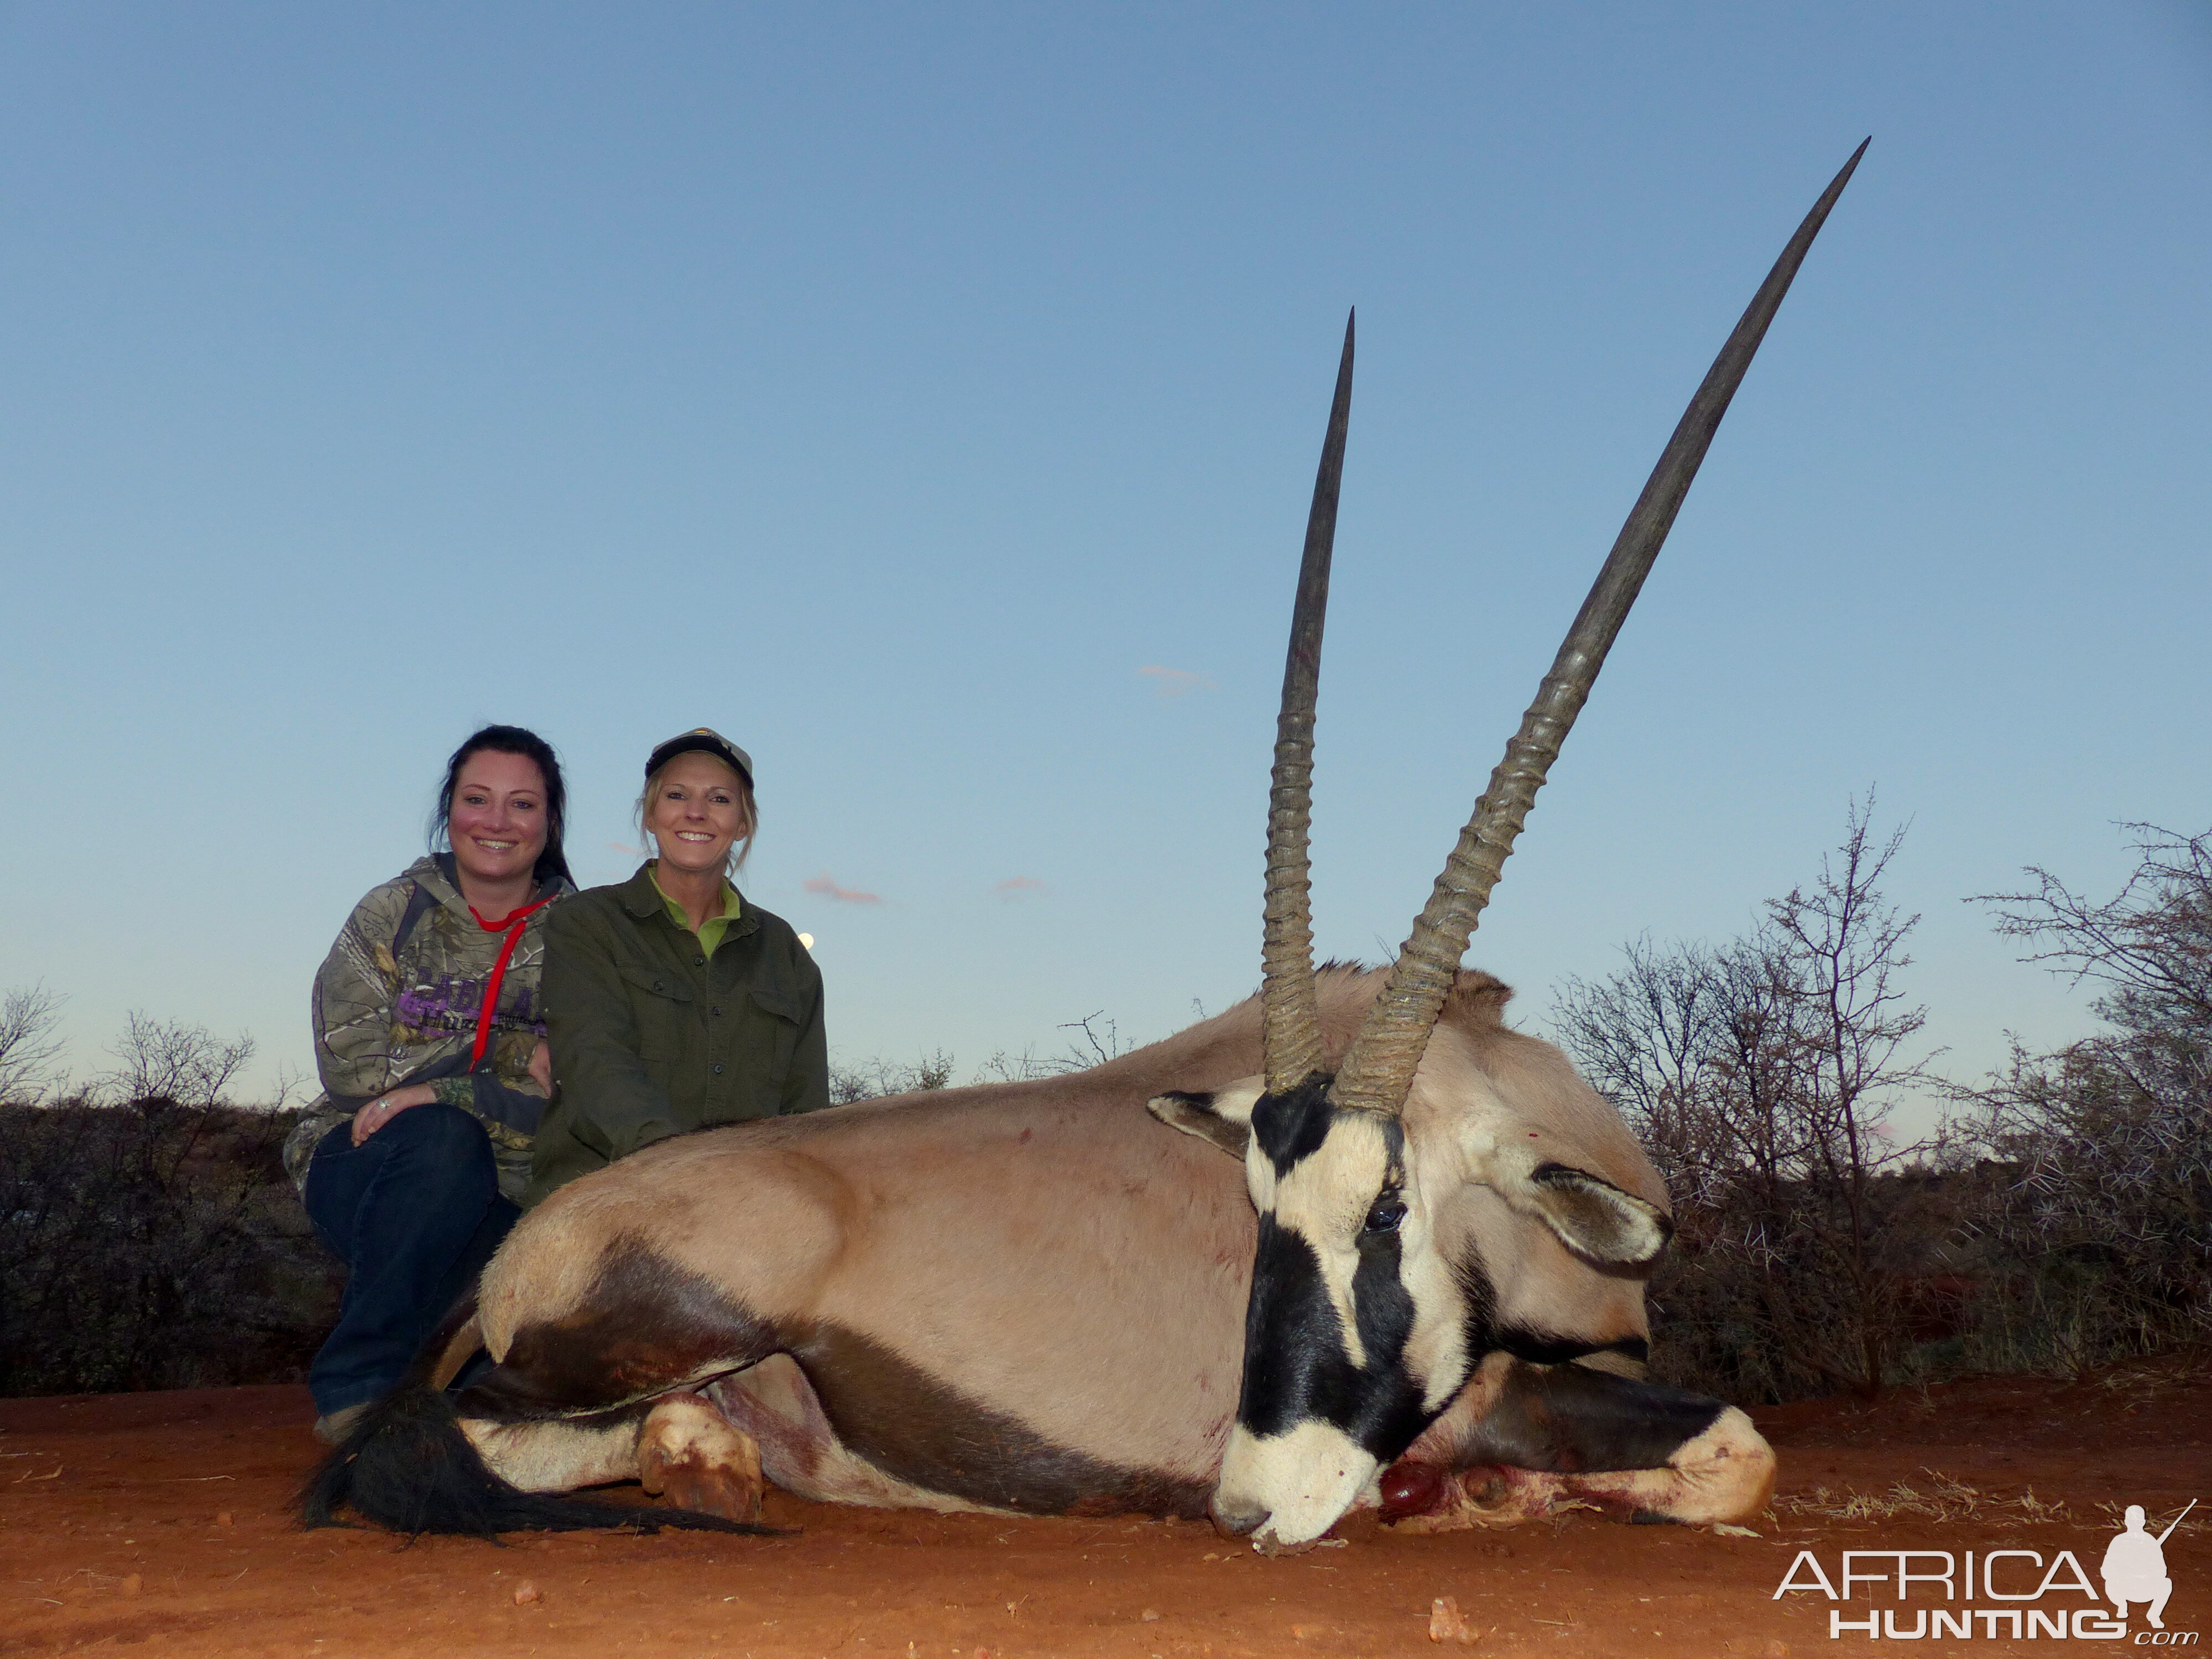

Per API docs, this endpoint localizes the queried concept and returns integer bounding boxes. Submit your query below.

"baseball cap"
[644,727,754,790]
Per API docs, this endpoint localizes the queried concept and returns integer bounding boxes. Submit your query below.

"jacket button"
[695,954,706,967]
[712,1062,725,1075]
[711,1006,722,1017]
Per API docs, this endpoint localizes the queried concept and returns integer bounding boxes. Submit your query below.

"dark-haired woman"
[283,725,576,1442]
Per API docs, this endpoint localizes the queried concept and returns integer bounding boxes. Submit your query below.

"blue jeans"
[302,1103,519,1415]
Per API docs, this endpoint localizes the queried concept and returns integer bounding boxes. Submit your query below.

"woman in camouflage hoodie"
[285,726,575,1442]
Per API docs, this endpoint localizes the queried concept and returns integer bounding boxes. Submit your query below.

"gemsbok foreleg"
[1381,1357,1775,1530]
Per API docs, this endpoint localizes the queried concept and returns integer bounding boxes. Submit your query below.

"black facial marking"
[793,1323,1210,1519]
[1452,1246,1647,1370]
[1493,1328,1651,1366]
[1235,1106,1432,1465]
[1249,1073,1337,1175]
[1451,1247,1500,1369]
[1344,1213,1429,1458]
[1462,1360,1725,1474]
[1238,1217,1339,1439]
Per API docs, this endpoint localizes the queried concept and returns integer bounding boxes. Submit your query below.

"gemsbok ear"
[1523,1164,1672,1266]
[1146,1079,1264,1160]
[1462,1124,1673,1266]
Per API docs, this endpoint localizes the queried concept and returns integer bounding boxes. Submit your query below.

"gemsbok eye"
[1363,1192,1407,1234]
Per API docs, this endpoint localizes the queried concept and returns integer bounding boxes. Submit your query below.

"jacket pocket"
[617,960,695,1005]
[747,983,807,1026]
[615,961,692,1098]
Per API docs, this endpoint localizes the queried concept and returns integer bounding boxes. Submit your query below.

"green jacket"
[284,854,571,1203]
[526,864,830,1205]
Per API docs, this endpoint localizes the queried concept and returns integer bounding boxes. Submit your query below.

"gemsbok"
[305,142,1866,1551]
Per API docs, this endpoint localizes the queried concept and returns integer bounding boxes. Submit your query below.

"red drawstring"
[467,897,552,1070]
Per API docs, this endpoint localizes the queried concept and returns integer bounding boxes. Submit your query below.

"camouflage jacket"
[283,854,572,1202]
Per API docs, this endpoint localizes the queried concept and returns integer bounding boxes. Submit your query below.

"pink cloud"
[805,872,883,905]
[1138,664,1217,698]
[993,876,1047,899]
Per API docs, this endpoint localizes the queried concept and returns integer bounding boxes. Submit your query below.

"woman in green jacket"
[528,728,829,1204]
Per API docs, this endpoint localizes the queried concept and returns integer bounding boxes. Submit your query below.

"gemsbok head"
[1152,143,1867,1549]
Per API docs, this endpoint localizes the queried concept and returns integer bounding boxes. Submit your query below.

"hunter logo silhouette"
[2104,1499,2190,1630]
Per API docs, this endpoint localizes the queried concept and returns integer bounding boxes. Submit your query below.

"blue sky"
[3,3,2207,1108]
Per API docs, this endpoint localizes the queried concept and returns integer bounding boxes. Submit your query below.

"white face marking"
[1222,1101,1483,1541]
[1213,1015,1679,1545]
[1214,1418,1379,1550]
[1398,1155,1470,1414]
[1250,1113,1395,1371]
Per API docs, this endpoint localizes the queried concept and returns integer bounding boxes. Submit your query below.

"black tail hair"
[297,1383,780,1538]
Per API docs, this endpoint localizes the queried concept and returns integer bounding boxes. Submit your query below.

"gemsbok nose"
[1208,1494,1266,1540]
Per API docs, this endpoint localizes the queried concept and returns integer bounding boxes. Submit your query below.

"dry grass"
[2089,1499,2199,1534]
[1771,1469,2072,1527]
[2086,1352,2201,1407]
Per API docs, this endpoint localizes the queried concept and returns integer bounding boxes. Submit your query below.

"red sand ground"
[3,1360,2203,1658]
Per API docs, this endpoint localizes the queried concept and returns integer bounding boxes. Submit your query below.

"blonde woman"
[528,728,828,1203]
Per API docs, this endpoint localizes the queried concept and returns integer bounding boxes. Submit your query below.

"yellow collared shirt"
[648,864,744,958]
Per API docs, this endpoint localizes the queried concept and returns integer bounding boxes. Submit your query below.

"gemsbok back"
[304,142,1866,1551]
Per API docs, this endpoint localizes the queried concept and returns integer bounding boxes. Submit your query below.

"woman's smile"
[447,750,548,899]
[647,753,752,877]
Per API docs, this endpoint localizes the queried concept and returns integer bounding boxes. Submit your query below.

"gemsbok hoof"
[637,1394,765,1525]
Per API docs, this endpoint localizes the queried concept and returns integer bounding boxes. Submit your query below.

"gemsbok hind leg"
[450,1235,788,1511]
[1383,1356,1775,1530]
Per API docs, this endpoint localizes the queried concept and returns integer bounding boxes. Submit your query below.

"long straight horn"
[1332,142,1869,1119]
[1262,310,1355,1094]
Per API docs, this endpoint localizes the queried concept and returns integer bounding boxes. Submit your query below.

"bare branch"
[97,1013,257,1110]
[1551,798,1937,1398]
[1973,823,2212,1030]
[0,983,69,1104]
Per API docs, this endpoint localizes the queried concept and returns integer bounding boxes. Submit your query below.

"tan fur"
[711,1358,1016,1514]
[1406,1013,1665,1351]
[1399,1352,1520,1465]
[466,966,1688,1508]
